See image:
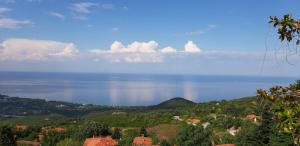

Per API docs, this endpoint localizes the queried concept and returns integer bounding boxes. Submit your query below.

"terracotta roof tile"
[84,136,117,146]
[132,136,152,146]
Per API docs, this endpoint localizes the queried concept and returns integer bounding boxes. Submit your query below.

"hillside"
[154,97,196,109]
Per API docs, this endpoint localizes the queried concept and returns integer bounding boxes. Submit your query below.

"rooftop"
[83,136,117,146]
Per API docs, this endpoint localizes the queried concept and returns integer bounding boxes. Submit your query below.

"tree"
[257,104,274,145]
[234,124,259,146]
[257,82,300,145]
[112,128,121,140]
[176,125,211,146]
[140,126,147,137]
[0,125,16,146]
[41,131,67,146]
[269,15,300,45]
[118,129,139,146]
[81,121,110,140]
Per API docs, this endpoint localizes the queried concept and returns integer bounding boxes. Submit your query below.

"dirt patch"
[147,124,178,141]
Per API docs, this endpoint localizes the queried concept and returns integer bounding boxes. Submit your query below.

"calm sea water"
[0,72,297,106]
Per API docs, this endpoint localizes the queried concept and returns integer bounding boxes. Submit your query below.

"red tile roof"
[84,136,117,146]
[245,114,257,119]
[38,133,43,142]
[132,136,152,146]
[53,127,66,133]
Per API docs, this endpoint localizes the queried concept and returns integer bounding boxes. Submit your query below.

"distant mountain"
[154,97,196,109]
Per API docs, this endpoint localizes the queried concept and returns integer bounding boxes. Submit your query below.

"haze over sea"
[0,72,297,106]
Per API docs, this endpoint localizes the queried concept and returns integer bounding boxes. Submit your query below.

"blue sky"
[0,0,300,76]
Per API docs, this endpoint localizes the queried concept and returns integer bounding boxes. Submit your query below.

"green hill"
[154,97,196,109]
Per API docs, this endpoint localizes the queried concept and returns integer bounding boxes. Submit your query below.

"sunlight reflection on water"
[0,72,296,105]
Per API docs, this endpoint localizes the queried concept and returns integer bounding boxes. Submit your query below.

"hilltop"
[154,97,196,109]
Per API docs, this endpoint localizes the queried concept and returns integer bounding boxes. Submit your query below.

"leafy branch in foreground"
[257,81,300,145]
[269,14,300,45]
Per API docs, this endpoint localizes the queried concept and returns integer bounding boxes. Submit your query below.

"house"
[227,126,241,136]
[53,127,66,133]
[173,116,182,121]
[202,122,210,129]
[16,124,28,131]
[245,114,257,122]
[84,136,117,146]
[132,136,152,146]
[186,118,200,126]
[38,133,43,141]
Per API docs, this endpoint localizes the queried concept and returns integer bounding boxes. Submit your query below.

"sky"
[0,0,300,76]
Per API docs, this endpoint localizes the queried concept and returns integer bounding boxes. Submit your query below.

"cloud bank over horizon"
[0,38,300,76]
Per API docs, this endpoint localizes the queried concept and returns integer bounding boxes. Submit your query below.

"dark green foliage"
[140,126,147,137]
[118,129,139,146]
[221,133,235,144]
[112,128,121,140]
[159,139,171,146]
[148,132,158,144]
[0,125,16,146]
[269,14,300,44]
[16,126,41,140]
[270,128,294,146]
[235,124,259,146]
[296,80,300,89]
[154,97,196,109]
[176,125,212,146]
[258,104,273,145]
[41,131,67,146]
[0,94,113,118]
[80,121,110,140]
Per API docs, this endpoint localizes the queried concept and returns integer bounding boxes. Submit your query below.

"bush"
[176,125,211,146]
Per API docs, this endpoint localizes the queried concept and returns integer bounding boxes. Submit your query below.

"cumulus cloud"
[88,41,162,63]
[71,2,97,13]
[0,17,32,29]
[109,41,158,53]
[0,7,11,13]
[49,12,65,20]
[88,40,204,63]
[0,38,79,61]
[184,41,202,53]
[159,46,177,53]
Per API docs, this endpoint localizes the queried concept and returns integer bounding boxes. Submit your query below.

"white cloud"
[184,41,202,53]
[0,38,79,61]
[71,2,97,13]
[88,40,204,63]
[88,41,162,63]
[160,46,177,53]
[49,12,65,20]
[109,41,158,53]
[0,7,11,13]
[0,17,31,29]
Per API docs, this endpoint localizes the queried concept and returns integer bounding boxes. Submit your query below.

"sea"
[0,72,297,106]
